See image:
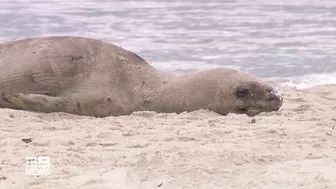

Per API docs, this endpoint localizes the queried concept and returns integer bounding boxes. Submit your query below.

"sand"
[0,84,336,189]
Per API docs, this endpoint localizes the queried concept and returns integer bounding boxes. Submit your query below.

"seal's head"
[203,68,284,116]
[231,82,283,116]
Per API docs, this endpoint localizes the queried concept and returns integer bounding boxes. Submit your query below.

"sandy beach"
[0,84,335,189]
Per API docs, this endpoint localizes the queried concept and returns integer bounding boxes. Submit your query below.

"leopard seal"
[0,36,283,117]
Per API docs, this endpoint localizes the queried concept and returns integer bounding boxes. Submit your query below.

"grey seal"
[0,36,283,117]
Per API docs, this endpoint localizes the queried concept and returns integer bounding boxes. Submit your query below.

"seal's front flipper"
[0,93,70,113]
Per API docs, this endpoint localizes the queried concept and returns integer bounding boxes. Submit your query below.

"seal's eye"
[236,88,249,97]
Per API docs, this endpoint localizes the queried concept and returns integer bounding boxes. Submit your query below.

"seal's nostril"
[268,94,279,101]
[268,90,282,101]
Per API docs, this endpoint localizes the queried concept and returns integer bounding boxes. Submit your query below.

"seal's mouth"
[236,107,260,116]
[237,107,248,114]
[236,105,282,117]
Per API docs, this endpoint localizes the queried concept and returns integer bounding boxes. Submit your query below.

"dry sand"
[0,84,336,189]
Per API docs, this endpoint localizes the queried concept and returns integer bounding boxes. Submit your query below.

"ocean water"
[1,0,336,88]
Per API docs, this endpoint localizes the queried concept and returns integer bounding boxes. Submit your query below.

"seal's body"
[0,36,282,117]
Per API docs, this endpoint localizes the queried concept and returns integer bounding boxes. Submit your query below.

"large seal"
[0,36,283,117]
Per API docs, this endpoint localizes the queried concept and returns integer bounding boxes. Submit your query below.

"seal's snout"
[267,90,282,101]
[266,89,283,110]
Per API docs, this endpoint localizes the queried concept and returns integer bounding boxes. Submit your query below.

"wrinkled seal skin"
[0,36,283,117]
